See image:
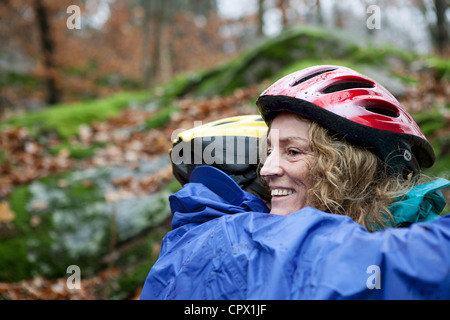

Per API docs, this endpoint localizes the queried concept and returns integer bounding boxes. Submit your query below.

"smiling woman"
[260,111,423,230]
[256,64,444,231]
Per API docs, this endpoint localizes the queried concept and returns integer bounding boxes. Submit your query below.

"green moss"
[49,142,104,160]
[0,72,41,90]
[424,135,450,178]
[350,44,417,66]
[166,178,182,194]
[413,110,447,137]
[0,91,150,141]
[0,170,111,281]
[64,59,98,77]
[424,56,450,80]
[0,186,33,281]
[8,185,32,234]
[143,104,179,129]
[0,238,31,282]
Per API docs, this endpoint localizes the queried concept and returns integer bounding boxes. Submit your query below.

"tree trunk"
[434,0,449,54]
[316,0,323,25]
[141,0,152,89]
[160,27,173,83]
[257,0,265,37]
[142,0,166,89]
[151,0,165,86]
[34,0,61,105]
[278,0,288,30]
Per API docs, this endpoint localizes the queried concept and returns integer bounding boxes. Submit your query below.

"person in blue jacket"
[141,65,450,300]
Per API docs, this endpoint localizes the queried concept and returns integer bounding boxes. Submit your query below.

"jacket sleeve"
[217,207,450,299]
[141,206,450,299]
[304,210,450,299]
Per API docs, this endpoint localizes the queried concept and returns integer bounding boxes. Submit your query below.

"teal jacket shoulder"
[388,178,450,227]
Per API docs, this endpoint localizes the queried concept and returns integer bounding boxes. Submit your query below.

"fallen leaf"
[0,201,14,223]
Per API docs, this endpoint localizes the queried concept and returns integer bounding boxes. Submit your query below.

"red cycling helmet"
[256,65,435,177]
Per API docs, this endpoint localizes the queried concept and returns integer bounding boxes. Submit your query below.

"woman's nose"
[260,151,283,179]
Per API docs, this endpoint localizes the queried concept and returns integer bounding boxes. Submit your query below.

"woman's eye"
[288,149,301,156]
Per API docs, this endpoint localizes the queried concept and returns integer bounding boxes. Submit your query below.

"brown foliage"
[0,1,239,109]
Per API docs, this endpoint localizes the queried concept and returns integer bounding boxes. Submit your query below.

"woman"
[257,65,447,231]
[140,65,450,300]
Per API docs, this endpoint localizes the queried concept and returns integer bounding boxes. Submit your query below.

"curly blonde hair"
[259,115,423,232]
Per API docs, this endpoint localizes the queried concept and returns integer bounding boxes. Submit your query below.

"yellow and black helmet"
[169,115,269,200]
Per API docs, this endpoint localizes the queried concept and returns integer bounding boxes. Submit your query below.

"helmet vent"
[291,69,336,87]
[212,120,237,127]
[365,106,399,118]
[322,81,374,94]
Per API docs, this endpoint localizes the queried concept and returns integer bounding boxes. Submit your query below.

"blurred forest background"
[0,0,449,299]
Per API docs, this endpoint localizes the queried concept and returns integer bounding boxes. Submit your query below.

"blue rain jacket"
[141,166,450,300]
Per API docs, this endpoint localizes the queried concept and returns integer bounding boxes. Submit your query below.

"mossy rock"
[0,158,172,282]
[190,26,415,98]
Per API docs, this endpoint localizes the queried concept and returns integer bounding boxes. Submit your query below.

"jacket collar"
[387,178,450,227]
[169,166,270,229]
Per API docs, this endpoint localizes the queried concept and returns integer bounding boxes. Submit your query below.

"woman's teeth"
[271,189,294,196]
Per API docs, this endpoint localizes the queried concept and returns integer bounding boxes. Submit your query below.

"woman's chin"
[269,202,303,216]
[270,208,292,216]
[269,193,306,216]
